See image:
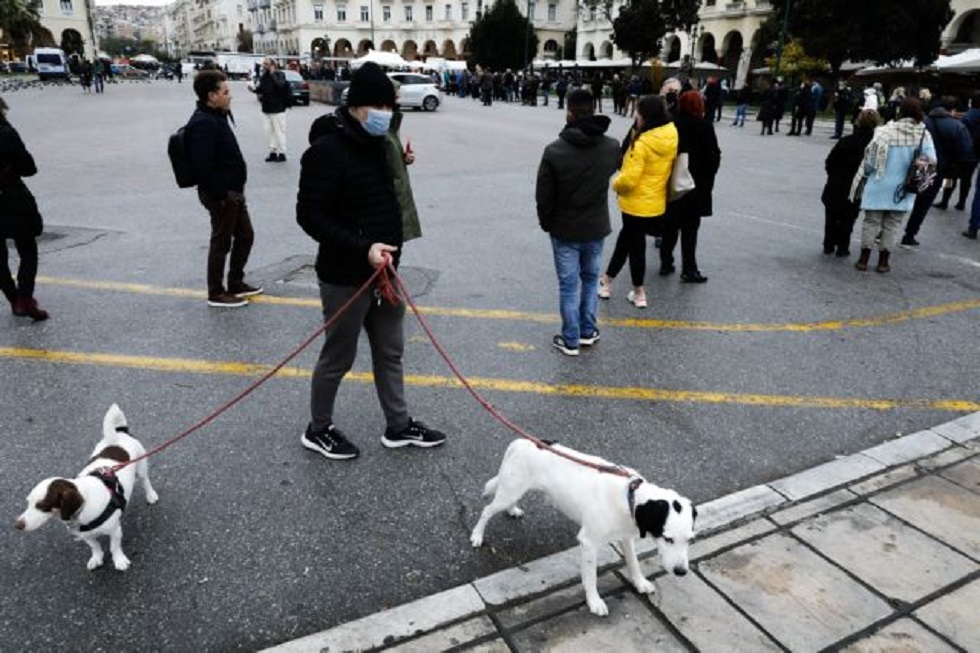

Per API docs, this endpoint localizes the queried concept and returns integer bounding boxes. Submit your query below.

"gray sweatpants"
[310,281,409,434]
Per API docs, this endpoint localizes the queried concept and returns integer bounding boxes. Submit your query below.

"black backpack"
[168,126,195,188]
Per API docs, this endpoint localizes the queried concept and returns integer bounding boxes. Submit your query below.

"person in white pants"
[252,58,290,162]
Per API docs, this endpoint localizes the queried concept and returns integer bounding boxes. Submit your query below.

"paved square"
[914,580,980,651]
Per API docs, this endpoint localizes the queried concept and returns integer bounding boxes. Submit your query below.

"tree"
[0,0,53,58]
[237,28,253,53]
[764,0,954,74]
[466,0,538,70]
[611,0,700,69]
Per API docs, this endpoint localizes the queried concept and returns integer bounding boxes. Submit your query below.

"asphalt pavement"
[2,80,979,651]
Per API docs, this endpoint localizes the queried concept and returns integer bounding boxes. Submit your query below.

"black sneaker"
[301,424,360,460]
[900,235,920,249]
[382,418,447,449]
[552,334,580,356]
[579,329,600,346]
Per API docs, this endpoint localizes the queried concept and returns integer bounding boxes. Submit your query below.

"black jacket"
[668,115,721,217]
[256,70,289,114]
[924,108,976,176]
[0,120,42,238]
[297,107,403,286]
[185,102,247,201]
[535,115,620,242]
[822,127,874,211]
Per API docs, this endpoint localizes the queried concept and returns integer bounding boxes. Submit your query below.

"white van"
[33,47,70,81]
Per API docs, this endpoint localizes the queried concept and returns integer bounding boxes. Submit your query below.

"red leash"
[112,254,629,479]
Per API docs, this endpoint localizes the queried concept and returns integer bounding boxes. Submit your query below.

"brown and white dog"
[470,439,697,616]
[14,404,158,571]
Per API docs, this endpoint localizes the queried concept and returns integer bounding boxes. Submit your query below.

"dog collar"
[626,477,644,517]
[77,468,128,533]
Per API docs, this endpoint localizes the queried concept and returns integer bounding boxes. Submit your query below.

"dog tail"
[482,476,499,499]
[102,403,128,442]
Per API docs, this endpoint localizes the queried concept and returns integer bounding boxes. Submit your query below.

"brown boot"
[12,297,49,321]
[855,248,872,271]
[875,250,891,273]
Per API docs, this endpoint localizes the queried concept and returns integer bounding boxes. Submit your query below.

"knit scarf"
[869,118,925,180]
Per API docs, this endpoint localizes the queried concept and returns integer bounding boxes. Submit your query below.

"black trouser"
[199,191,254,297]
[904,179,943,239]
[805,110,816,134]
[790,110,806,134]
[606,213,655,287]
[834,108,847,137]
[937,165,977,208]
[823,204,860,253]
[0,235,39,302]
[660,210,702,274]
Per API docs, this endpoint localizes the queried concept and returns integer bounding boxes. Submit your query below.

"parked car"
[7,61,28,73]
[341,72,442,111]
[283,69,310,106]
[116,65,151,79]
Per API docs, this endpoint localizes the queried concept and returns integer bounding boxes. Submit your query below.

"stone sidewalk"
[265,414,980,653]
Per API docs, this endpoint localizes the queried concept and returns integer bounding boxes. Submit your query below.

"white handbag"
[668,152,696,201]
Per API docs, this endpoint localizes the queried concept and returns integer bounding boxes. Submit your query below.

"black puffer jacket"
[821,126,874,211]
[184,102,247,201]
[535,115,620,242]
[297,107,402,286]
[256,70,289,114]
[669,114,721,217]
[0,120,42,238]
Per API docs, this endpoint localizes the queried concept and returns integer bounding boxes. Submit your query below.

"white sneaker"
[627,290,647,309]
[598,277,611,299]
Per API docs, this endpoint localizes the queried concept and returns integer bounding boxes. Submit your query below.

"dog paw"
[586,596,609,617]
[506,506,524,519]
[633,578,655,595]
[145,489,159,505]
[86,554,104,571]
[112,554,131,571]
[470,532,484,548]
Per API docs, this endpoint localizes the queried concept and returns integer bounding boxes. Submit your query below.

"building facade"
[34,0,99,59]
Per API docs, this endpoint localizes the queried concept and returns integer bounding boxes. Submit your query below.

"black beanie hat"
[347,62,396,108]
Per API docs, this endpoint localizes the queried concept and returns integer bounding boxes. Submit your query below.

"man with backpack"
[185,69,262,308]
[252,58,291,162]
[962,93,980,240]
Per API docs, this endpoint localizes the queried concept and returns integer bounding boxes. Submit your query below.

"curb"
[262,412,980,652]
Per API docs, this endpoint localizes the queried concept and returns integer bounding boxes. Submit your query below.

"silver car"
[341,71,442,111]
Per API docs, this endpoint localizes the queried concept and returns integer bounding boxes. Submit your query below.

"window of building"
[444,3,451,19]
[547,2,555,21]
[360,5,369,21]
[60,0,73,14]
[405,5,413,21]
[461,2,468,19]
[425,4,432,21]
[337,5,346,21]
[382,5,390,21]
[528,1,535,19]
[589,7,595,21]
[314,4,323,21]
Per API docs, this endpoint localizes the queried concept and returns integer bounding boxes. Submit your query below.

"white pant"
[263,112,287,154]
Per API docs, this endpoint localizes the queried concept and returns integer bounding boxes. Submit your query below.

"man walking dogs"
[296,62,447,460]
[185,70,262,308]
[536,89,620,356]
[252,58,290,162]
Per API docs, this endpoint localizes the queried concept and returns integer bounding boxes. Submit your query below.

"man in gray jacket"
[535,88,621,356]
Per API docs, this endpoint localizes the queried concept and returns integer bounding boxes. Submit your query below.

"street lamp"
[524,0,533,70]
[773,0,792,77]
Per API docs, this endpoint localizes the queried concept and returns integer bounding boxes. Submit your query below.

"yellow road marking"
[36,275,980,333]
[2,346,977,412]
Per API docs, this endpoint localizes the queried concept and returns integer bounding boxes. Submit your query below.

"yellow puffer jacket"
[612,122,679,218]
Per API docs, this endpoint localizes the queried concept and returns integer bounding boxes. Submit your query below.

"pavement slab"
[937,457,980,493]
[792,503,978,603]
[840,618,958,653]
[860,430,953,467]
[384,616,503,653]
[769,454,885,501]
[769,488,858,526]
[914,580,980,651]
[871,475,980,559]
[493,572,624,630]
[699,532,892,651]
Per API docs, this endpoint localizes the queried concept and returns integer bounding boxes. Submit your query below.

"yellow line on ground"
[36,275,980,333]
[2,346,977,413]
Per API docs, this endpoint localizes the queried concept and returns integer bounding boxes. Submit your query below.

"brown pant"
[199,190,254,297]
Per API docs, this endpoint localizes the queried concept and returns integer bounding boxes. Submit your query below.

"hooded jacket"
[297,107,402,286]
[535,114,620,241]
[612,122,678,218]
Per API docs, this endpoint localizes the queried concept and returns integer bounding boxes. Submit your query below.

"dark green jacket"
[386,110,421,241]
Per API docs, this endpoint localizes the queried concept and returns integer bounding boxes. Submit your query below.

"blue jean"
[734,103,747,126]
[551,236,603,348]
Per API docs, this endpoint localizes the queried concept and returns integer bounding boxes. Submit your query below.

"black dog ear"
[692,505,698,523]
[635,499,670,539]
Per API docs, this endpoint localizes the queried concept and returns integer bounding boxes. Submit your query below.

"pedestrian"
[961,94,980,240]
[590,73,604,113]
[805,79,823,135]
[625,75,641,117]
[850,98,936,273]
[659,91,721,284]
[93,58,105,94]
[296,62,446,460]
[174,62,183,84]
[0,97,48,321]
[831,79,853,139]
[788,78,810,136]
[773,78,788,132]
[702,77,721,123]
[535,89,620,356]
[556,74,567,109]
[758,80,776,135]
[251,58,290,162]
[900,96,974,249]
[185,70,262,308]
[822,109,879,257]
[731,85,749,127]
[935,93,980,213]
[599,95,678,309]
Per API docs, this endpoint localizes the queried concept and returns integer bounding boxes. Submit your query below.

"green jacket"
[385,110,421,241]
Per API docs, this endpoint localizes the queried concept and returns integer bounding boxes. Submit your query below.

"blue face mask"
[362,109,392,137]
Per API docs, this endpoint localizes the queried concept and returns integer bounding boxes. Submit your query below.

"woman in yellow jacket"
[599,95,678,308]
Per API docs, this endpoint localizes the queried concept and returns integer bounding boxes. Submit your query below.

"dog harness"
[76,468,128,533]
[626,477,644,517]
